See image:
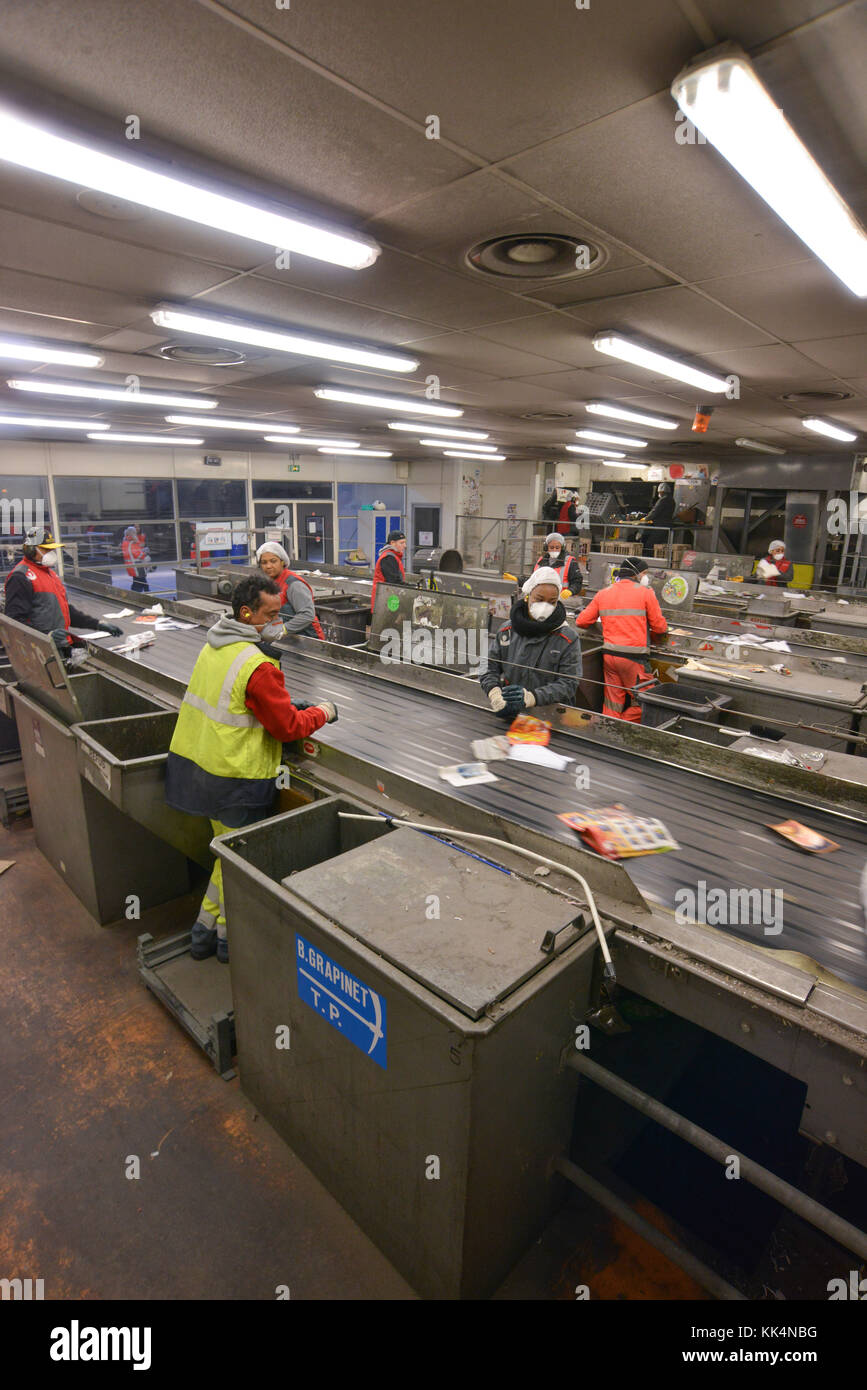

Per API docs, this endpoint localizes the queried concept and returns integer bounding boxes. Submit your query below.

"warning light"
[692,403,714,433]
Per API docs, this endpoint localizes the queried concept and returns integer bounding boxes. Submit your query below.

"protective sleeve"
[281,578,317,633]
[244,662,328,741]
[3,569,34,624]
[574,591,601,628]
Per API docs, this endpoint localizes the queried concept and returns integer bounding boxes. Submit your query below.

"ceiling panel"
[527,265,678,307]
[397,330,567,378]
[562,284,777,352]
[790,334,867,377]
[0,268,145,328]
[702,261,867,342]
[224,0,699,162]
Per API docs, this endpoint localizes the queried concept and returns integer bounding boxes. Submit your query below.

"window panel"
[252,481,332,501]
[177,478,246,518]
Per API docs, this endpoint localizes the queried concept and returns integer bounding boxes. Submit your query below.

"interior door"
[296,502,334,564]
[412,504,441,552]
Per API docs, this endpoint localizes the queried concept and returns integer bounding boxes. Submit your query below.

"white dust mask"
[529,600,555,620]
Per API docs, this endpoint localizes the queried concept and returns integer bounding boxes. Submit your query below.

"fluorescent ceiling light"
[88,433,203,445]
[672,46,867,297]
[9,379,218,409]
[419,438,498,452]
[593,333,729,393]
[586,402,677,430]
[263,435,359,447]
[735,437,786,455]
[387,421,488,440]
[315,388,462,418]
[802,417,858,442]
[0,415,109,430]
[0,339,102,368]
[444,450,505,460]
[166,414,298,433]
[318,447,392,457]
[0,109,380,270]
[575,428,647,448]
[151,306,416,373]
[601,460,648,469]
[566,445,626,458]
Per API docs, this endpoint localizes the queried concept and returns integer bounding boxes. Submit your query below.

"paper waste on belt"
[438,762,498,787]
[508,744,573,771]
[559,804,678,859]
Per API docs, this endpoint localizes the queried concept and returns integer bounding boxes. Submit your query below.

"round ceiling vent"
[520,409,573,421]
[779,389,852,403]
[466,234,607,280]
[76,190,145,221]
[153,343,250,367]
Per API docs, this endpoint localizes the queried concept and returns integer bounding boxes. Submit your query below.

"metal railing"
[456,514,693,574]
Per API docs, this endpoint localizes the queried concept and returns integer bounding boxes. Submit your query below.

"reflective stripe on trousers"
[601,653,651,722]
[195,818,233,940]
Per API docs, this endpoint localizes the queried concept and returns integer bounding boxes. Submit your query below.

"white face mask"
[39,551,58,568]
[259,619,286,641]
[548,551,563,563]
[639,573,651,587]
[529,600,555,620]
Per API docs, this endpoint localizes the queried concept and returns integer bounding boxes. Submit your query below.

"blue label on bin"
[296,934,386,1069]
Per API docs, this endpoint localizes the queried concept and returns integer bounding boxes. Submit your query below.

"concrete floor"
[0,815,709,1301]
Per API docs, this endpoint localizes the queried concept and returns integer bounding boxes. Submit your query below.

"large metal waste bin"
[315,597,370,646]
[1,614,192,923]
[215,795,597,1299]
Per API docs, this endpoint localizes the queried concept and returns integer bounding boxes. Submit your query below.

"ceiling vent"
[779,389,852,403]
[466,234,607,280]
[144,343,253,367]
[520,409,573,421]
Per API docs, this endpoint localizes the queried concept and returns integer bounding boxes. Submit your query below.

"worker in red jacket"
[256,541,325,639]
[575,556,668,721]
[122,525,150,593]
[760,540,793,587]
[370,530,407,619]
[534,533,581,592]
[4,526,122,651]
[556,492,579,536]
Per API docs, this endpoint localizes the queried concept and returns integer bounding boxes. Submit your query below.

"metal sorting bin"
[75,711,212,867]
[315,597,371,646]
[215,795,596,1299]
[1,614,192,924]
[636,679,732,729]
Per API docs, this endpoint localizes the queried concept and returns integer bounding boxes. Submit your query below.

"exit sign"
[288,463,300,472]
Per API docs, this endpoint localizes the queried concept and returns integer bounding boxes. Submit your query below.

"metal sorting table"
[64,586,867,991]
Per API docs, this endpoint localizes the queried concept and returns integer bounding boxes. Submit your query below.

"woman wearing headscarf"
[255,541,325,639]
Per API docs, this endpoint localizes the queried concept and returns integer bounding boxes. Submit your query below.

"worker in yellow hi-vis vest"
[165,574,338,963]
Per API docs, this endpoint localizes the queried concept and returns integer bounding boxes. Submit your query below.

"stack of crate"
[654,543,689,565]
[606,540,643,557]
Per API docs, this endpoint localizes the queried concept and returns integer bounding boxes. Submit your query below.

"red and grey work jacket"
[370,545,406,617]
[534,553,579,589]
[276,568,325,639]
[4,557,71,634]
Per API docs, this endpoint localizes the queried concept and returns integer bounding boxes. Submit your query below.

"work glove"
[522,689,536,708]
[98,621,123,636]
[293,700,312,711]
[315,701,338,724]
[488,687,506,712]
[502,684,527,710]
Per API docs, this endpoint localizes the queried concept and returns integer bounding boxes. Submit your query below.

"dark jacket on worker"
[480,599,582,707]
[4,555,94,638]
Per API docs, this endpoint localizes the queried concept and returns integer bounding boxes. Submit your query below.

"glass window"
[177,478,246,519]
[337,483,404,560]
[0,476,52,574]
[252,481,332,500]
[54,477,173,522]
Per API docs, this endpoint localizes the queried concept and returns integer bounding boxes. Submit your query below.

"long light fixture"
[9,379,218,409]
[0,339,102,368]
[318,447,392,457]
[0,415,109,430]
[575,428,647,448]
[0,108,381,270]
[151,306,417,373]
[419,438,498,452]
[566,444,626,458]
[166,414,298,433]
[802,417,858,443]
[444,450,505,461]
[88,433,204,445]
[735,437,786,455]
[672,46,867,297]
[264,435,359,447]
[601,460,648,469]
[586,402,678,430]
[315,388,462,418]
[593,333,729,393]
[387,421,488,440]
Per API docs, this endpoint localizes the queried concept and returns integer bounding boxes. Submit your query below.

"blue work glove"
[502,684,528,712]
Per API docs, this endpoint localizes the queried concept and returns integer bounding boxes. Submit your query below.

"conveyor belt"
[68,587,867,991]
